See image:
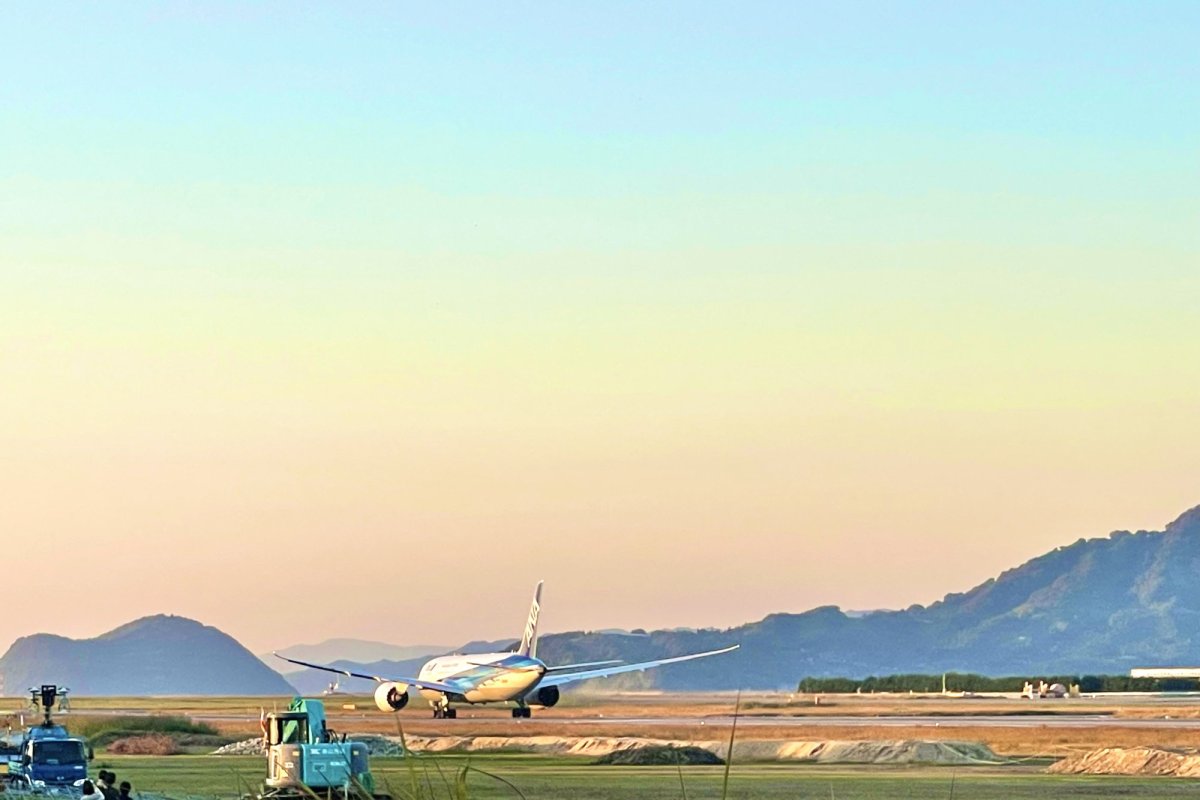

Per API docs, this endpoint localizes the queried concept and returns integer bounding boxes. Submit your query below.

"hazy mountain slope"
[316,505,1200,691]
[0,615,294,696]
[8,507,1200,696]
[264,639,451,675]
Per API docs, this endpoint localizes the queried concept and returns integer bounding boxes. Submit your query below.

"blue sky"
[1,2,1198,649]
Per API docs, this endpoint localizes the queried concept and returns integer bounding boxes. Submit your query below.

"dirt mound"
[595,745,724,766]
[1048,747,1200,777]
[108,734,180,755]
[401,735,663,756]
[373,736,1002,764]
[213,734,1001,766]
[728,739,1002,764]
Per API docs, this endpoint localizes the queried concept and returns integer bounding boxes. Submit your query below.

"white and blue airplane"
[276,582,738,718]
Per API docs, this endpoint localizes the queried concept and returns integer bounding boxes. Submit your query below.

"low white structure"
[1130,668,1200,679]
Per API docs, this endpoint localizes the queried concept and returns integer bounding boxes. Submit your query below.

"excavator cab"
[266,712,310,746]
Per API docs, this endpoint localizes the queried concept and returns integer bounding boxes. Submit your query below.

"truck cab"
[13,730,89,789]
[5,685,91,792]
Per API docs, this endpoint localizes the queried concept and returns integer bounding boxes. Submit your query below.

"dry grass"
[107,734,181,755]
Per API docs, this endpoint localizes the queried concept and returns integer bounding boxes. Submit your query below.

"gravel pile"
[1048,747,1200,776]
[212,738,266,755]
[213,734,1002,765]
[595,745,724,766]
[212,736,405,757]
[345,735,408,756]
[759,739,1003,765]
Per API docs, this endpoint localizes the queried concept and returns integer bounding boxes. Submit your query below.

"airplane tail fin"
[518,581,543,659]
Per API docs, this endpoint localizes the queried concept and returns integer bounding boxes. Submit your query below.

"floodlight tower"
[27,685,70,727]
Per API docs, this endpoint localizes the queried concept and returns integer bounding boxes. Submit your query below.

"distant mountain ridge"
[0,615,294,696]
[7,506,1200,695]
[295,505,1200,691]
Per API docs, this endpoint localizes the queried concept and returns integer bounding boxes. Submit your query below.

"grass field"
[93,755,1200,800]
[8,693,1200,798]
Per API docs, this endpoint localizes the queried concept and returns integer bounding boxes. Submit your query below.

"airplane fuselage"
[417,652,546,704]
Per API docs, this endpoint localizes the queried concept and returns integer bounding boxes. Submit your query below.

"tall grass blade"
[227,763,258,800]
[427,753,455,798]
[720,689,741,800]
[462,765,528,800]
[453,766,469,800]
[392,719,422,800]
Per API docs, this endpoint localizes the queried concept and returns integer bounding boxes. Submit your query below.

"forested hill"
[535,504,1200,688]
[0,615,294,696]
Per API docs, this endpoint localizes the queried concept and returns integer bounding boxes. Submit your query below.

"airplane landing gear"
[511,707,531,719]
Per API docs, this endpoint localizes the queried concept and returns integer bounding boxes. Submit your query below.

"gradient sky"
[2,2,1198,655]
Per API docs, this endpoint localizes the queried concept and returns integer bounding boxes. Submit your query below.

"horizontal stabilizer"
[273,652,459,694]
[545,660,624,673]
[539,645,739,689]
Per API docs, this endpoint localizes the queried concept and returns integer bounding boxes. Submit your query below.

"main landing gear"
[432,707,457,719]
[511,707,531,719]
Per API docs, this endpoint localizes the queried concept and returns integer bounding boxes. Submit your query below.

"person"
[118,781,133,800]
[81,781,105,800]
[97,771,119,800]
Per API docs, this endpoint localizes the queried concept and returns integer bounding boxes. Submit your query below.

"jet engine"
[524,685,560,708]
[374,682,410,711]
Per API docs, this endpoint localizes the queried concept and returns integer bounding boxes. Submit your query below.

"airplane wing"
[273,653,459,694]
[537,645,739,688]
[544,660,623,673]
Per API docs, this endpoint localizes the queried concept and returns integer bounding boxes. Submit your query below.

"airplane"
[275,581,738,718]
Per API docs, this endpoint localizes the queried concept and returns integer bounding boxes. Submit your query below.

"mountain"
[9,506,1200,696]
[0,615,295,696]
[264,639,451,674]
[305,505,1200,691]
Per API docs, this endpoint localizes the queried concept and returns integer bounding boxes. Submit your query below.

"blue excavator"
[258,698,390,800]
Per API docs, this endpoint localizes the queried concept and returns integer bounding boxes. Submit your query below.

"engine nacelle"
[374,682,410,712]
[524,685,560,708]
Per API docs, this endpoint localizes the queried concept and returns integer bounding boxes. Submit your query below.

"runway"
[537,713,1200,730]
[24,696,1200,733]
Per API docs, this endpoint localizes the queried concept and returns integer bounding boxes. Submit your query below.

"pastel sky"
[2,2,1198,655]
